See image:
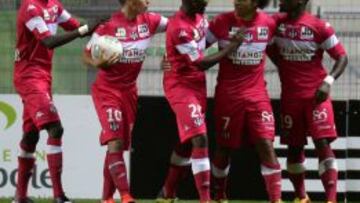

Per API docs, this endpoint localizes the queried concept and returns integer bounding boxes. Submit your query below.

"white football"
[91,35,123,61]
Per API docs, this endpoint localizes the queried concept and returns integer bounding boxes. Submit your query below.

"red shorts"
[14,79,60,133]
[280,98,337,146]
[215,98,275,149]
[165,87,207,143]
[91,85,137,148]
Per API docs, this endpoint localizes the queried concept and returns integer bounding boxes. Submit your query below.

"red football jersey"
[14,0,80,82]
[208,11,276,101]
[269,12,347,99]
[163,10,208,92]
[86,11,168,90]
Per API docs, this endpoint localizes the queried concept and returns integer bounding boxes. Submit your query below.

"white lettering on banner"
[0,95,130,198]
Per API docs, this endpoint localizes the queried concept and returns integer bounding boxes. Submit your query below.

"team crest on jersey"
[115,27,127,39]
[51,5,58,14]
[138,24,150,38]
[277,23,286,34]
[43,9,50,21]
[288,28,298,38]
[130,31,139,40]
[179,30,188,38]
[257,27,269,40]
[300,26,314,40]
[193,29,201,41]
[244,32,253,41]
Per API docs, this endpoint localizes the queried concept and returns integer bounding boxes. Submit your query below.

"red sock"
[162,144,192,198]
[47,137,64,198]
[287,152,306,199]
[16,142,36,199]
[192,148,211,202]
[103,151,116,200]
[162,164,190,198]
[261,162,282,202]
[107,151,130,196]
[317,146,338,202]
[212,155,230,200]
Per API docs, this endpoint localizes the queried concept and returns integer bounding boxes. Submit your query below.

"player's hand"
[315,81,331,104]
[96,53,120,68]
[161,54,171,72]
[229,28,246,46]
[81,17,110,37]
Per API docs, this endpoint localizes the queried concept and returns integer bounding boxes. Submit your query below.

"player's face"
[234,0,257,17]
[279,0,301,12]
[189,0,209,14]
[128,0,150,15]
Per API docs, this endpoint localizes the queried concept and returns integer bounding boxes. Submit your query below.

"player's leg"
[190,134,211,203]
[212,109,242,202]
[255,139,282,203]
[280,99,309,202]
[105,138,134,203]
[15,126,40,203]
[286,146,308,203]
[247,101,281,203]
[212,146,231,202]
[158,142,192,200]
[44,121,72,203]
[307,98,338,203]
[93,86,136,203]
[313,139,337,203]
[102,151,116,203]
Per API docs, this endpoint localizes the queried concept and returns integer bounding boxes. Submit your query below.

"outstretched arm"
[41,20,104,49]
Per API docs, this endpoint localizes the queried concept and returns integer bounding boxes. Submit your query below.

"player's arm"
[315,22,349,104]
[41,19,103,49]
[197,30,245,70]
[57,7,81,31]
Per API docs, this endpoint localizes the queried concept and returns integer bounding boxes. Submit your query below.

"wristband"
[323,75,335,85]
[78,25,89,36]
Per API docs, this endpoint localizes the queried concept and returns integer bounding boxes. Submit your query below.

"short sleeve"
[147,12,168,34]
[207,15,221,45]
[172,27,204,63]
[24,3,51,40]
[57,6,80,31]
[318,21,347,59]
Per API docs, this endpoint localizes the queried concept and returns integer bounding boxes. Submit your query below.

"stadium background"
[0,0,360,202]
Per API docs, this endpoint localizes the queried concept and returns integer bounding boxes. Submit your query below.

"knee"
[46,123,64,139]
[256,139,276,158]
[314,138,330,150]
[191,134,208,148]
[22,131,40,145]
[215,146,231,158]
[20,131,40,152]
[107,139,124,153]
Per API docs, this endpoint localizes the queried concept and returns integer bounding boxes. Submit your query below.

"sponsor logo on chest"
[138,24,150,38]
[300,26,314,40]
[257,27,269,40]
[115,27,127,40]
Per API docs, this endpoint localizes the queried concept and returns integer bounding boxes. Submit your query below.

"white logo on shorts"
[313,108,328,123]
[35,111,44,119]
[261,111,274,123]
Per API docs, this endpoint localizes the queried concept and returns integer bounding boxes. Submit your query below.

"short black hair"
[118,0,126,6]
[257,0,270,9]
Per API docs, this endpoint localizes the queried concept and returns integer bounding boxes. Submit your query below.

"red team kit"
[13,0,348,203]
